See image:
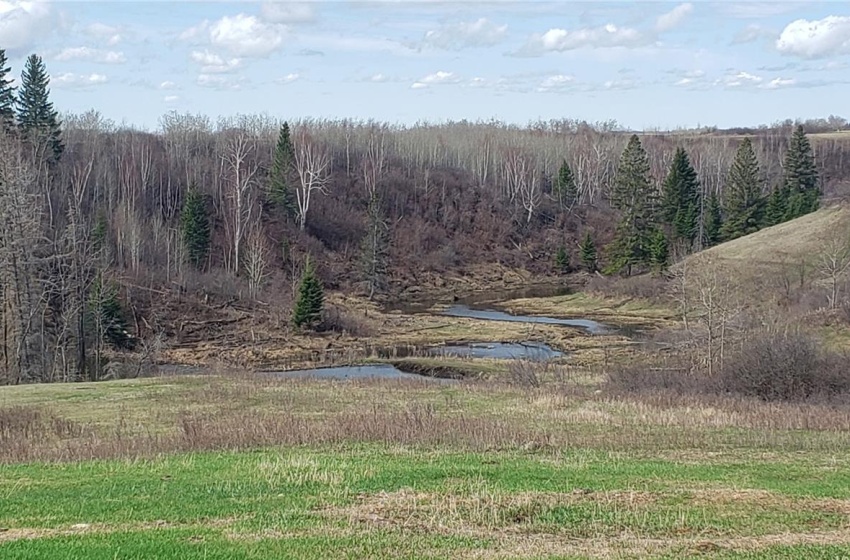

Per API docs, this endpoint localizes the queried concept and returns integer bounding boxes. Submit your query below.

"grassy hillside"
[681,204,850,307]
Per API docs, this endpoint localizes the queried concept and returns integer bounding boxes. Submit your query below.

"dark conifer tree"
[648,229,669,274]
[553,159,578,209]
[720,137,764,241]
[606,135,658,275]
[579,232,597,273]
[180,185,211,269]
[661,147,700,246]
[0,49,15,133]
[293,257,324,329]
[16,54,63,161]
[269,122,296,218]
[554,245,570,274]
[783,125,819,219]
[763,184,790,228]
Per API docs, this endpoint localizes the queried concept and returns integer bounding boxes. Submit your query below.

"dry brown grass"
[329,487,850,559]
[4,370,850,464]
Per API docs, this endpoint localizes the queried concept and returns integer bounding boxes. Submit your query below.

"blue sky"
[1,1,848,130]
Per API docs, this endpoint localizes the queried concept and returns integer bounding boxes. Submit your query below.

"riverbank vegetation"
[1,47,850,383]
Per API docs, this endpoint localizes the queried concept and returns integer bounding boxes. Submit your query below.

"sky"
[1,0,848,131]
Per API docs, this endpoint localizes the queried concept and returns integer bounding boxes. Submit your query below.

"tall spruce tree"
[180,185,211,269]
[661,147,700,246]
[720,137,764,241]
[0,49,15,133]
[269,122,296,218]
[293,257,324,329]
[703,192,723,247]
[783,125,819,220]
[553,159,578,209]
[606,134,658,275]
[16,54,63,161]
[579,232,597,272]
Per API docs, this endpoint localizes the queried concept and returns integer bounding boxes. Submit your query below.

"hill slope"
[682,204,850,306]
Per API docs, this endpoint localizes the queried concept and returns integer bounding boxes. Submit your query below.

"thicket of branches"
[1,49,850,384]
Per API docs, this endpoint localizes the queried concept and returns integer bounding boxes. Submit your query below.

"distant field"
[810,130,850,140]
[2,374,850,559]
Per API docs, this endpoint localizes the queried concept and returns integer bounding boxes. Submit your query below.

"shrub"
[720,330,850,402]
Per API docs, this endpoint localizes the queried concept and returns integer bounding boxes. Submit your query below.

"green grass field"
[2,373,850,559]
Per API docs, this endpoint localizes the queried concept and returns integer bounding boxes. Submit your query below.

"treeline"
[0,49,844,384]
[600,128,819,275]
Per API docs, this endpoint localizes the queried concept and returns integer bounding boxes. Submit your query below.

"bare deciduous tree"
[244,226,271,299]
[220,129,259,274]
[293,127,330,230]
[817,236,850,309]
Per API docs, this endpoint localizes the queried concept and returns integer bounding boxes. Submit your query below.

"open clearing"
[2,373,850,559]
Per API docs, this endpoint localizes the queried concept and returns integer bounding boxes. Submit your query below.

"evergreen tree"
[783,125,819,220]
[721,137,764,241]
[648,229,669,274]
[269,122,296,218]
[0,49,15,133]
[579,232,597,273]
[606,134,658,275]
[361,194,390,299]
[180,185,210,269]
[553,159,578,209]
[763,184,790,228]
[293,257,324,329]
[88,275,129,349]
[554,245,570,274]
[661,147,700,246]
[16,54,63,161]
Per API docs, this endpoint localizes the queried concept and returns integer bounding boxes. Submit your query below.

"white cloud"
[519,24,650,55]
[0,0,54,52]
[369,73,388,83]
[86,22,122,46]
[537,74,574,91]
[164,95,179,103]
[55,47,126,64]
[776,16,850,59]
[190,50,242,73]
[411,71,461,89]
[260,2,314,24]
[604,78,638,90]
[159,81,177,90]
[420,18,508,50]
[210,14,285,57]
[717,70,763,88]
[675,77,693,86]
[655,3,693,33]
[182,14,286,57]
[277,72,299,84]
[760,77,796,89]
[196,74,241,90]
[54,72,108,89]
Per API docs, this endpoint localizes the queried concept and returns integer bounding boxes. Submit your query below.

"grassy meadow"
[2,372,850,559]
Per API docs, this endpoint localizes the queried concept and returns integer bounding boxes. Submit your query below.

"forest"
[1,49,849,384]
